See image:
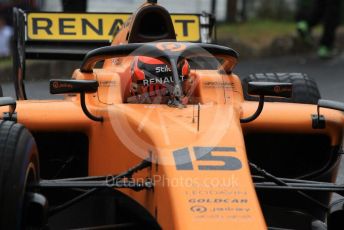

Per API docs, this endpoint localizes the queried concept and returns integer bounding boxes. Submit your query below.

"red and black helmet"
[130,56,190,97]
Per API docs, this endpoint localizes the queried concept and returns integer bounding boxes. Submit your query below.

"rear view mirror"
[50,79,99,95]
[49,79,102,122]
[318,99,344,112]
[248,82,293,98]
[313,99,344,129]
[0,97,17,121]
[241,82,293,124]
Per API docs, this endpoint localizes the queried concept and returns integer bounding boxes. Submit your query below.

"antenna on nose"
[147,0,157,3]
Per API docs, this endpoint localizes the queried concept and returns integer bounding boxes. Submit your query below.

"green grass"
[218,20,295,48]
[217,20,323,49]
[0,57,12,69]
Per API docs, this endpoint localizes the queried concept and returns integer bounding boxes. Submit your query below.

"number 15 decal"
[173,147,242,171]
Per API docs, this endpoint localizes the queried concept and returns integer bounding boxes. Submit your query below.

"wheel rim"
[22,161,48,228]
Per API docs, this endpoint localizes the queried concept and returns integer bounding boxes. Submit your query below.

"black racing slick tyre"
[0,121,40,229]
[242,73,321,104]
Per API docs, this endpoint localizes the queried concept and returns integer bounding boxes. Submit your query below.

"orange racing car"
[1,1,344,229]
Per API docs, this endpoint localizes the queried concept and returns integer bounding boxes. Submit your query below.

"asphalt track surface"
[2,53,344,185]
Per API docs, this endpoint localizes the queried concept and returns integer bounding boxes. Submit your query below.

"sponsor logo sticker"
[27,13,200,42]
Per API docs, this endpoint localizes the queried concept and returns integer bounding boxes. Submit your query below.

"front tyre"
[0,121,44,229]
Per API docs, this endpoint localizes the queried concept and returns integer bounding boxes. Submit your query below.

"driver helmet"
[129,56,192,103]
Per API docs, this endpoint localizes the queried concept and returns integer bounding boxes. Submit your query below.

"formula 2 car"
[2,0,344,229]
